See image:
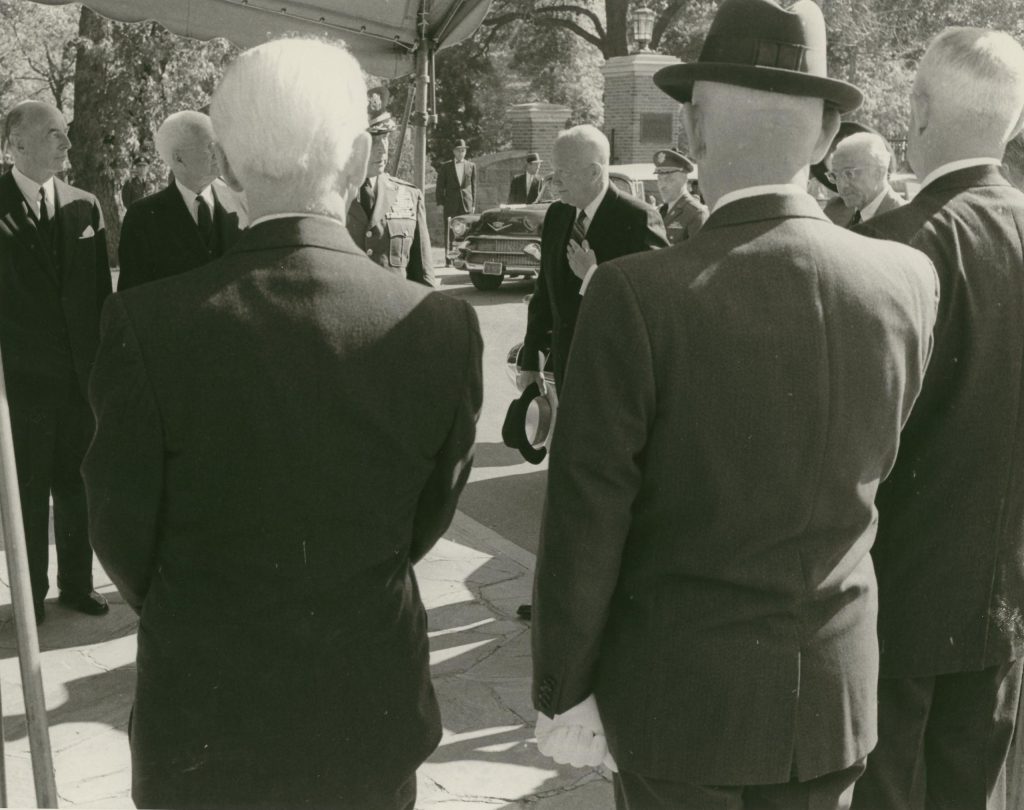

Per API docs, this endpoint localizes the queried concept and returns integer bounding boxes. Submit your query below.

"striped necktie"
[571,209,588,244]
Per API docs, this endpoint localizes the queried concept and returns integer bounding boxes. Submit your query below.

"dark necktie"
[359,179,375,217]
[849,209,862,227]
[38,187,50,231]
[571,209,588,244]
[196,194,213,248]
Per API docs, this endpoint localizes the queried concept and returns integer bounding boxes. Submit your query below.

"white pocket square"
[79,225,95,239]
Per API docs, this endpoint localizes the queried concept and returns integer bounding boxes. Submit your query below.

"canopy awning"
[30,0,492,78]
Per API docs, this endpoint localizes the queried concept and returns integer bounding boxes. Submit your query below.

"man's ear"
[682,103,706,161]
[910,90,929,137]
[213,143,244,192]
[339,131,371,200]
[810,105,841,165]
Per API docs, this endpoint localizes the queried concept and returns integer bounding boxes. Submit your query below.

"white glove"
[535,694,618,771]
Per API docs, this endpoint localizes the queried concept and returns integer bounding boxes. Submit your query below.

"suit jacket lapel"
[163,183,208,259]
[585,185,624,264]
[0,173,59,287]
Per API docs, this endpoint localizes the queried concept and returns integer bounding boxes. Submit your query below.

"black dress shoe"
[516,603,532,621]
[58,590,109,616]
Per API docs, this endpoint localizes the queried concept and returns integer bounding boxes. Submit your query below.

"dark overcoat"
[435,159,476,218]
[117,182,240,290]
[532,193,939,785]
[520,184,667,385]
[83,217,483,808]
[508,172,544,205]
[0,171,111,404]
[857,165,1024,677]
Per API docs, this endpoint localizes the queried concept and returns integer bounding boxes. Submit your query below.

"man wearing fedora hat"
[529,0,940,807]
[653,148,708,244]
[508,153,545,205]
[435,139,476,260]
[850,28,1024,810]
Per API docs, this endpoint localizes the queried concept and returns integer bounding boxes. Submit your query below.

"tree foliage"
[0,2,77,115]
[68,8,235,261]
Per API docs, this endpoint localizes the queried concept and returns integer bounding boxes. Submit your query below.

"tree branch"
[483,3,606,44]
[651,0,687,49]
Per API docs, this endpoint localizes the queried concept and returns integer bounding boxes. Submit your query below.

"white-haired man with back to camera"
[851,27,1024,810]
[83,38,482,810]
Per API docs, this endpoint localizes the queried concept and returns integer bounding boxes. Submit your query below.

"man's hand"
[516,369,544,392]
[535,694,618,771]
[566,238,597,281]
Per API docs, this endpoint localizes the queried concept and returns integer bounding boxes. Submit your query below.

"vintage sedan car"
[449,163,673,291]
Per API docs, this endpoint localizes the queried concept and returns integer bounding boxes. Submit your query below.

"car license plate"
[483,261,503,276]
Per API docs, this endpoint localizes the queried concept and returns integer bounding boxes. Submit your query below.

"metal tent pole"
[0,344,57,808]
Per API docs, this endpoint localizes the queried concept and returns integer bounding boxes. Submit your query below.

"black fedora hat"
[653,0,863,114]
[811,120,892,191]
[501,382,554,465]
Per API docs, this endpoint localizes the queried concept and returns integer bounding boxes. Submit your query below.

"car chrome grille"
[465,237,540,267]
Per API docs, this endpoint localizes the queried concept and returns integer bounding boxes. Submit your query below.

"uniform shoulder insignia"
[391,176,418,190]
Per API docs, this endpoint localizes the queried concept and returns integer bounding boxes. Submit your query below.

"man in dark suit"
[850,27,1024,810]
[0,100,112,622]
[508,152,544,204]
[518,124,667,390]
[435,138,476,258]
[118,111,240,290]
[82,38,481,810]
[530,1,940,807]
[654,148,708,244]
[827,131,904,227]
[347,114,435,287]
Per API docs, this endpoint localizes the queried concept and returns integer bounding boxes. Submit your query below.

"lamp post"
[630,5,656,54]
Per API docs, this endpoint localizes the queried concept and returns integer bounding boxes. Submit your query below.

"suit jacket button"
[366,249,373,257]
[366,230,373,238]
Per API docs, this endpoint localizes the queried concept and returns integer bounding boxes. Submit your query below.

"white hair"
[833,132,892,170]
[210,38,367,192]
[554,124,610,167]
[917,27,1024,143]
[154,111,213,167]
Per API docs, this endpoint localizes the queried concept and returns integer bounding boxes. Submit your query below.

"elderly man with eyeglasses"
[827,132,904,227]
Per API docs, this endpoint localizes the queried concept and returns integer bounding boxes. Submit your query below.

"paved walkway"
[0,510,614,809]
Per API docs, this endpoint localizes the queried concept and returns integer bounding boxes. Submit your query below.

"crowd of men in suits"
[0,0,1022,805]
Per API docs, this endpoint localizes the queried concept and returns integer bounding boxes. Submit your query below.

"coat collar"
[918,164,1010,196]
[703,191,829,231]
[225,214,365,260]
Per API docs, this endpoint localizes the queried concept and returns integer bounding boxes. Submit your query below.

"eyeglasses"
[825,166,876,184]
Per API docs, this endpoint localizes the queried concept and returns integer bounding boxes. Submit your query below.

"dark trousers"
[613,760,866,810]
[852,660,1024,810]
[9,386,95,608]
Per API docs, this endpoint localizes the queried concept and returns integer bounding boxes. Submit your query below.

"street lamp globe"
[631,5,656,53]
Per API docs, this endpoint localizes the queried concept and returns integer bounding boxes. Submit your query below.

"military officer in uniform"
[346,114,436,287]
[654,148,708,244]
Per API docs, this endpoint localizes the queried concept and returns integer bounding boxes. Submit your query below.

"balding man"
[851,28,1024,810]
[83,38,481,809]
[118,111,240,290]
[530,0,939,806]
[0,100,112,622]
[519,124,667,389]
[827,132,903,226]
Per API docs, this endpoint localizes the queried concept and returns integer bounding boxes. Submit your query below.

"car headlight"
[451,220,469,238]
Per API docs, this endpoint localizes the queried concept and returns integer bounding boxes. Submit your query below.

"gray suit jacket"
[857,165,1024,677]
[533,193,938,785]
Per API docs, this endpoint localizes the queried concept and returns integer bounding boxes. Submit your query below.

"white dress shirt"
[454,160,465,185]
[11,165,55,220]
[858,186,892,222]
[176,179,216,225]
[574,181,611,295]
